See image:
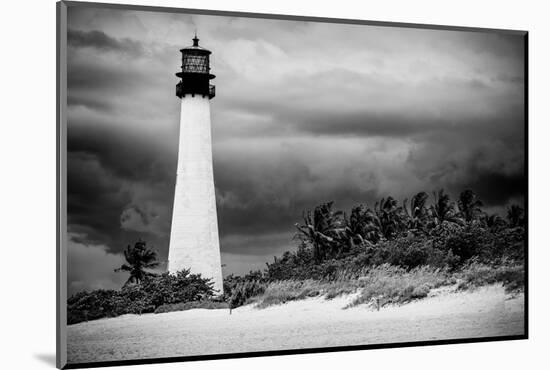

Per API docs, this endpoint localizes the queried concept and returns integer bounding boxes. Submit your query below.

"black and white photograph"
[58,1,527,367]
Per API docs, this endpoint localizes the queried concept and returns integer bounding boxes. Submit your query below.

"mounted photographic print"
[56,1,528,368]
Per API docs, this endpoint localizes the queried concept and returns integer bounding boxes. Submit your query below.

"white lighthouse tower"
[168,35,223,295]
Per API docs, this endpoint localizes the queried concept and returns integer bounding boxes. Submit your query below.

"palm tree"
[458,189,483,222]
[429,189,459,225]
[295,202,344,263]
[403,192,429,231]
[507,204,525,227]
[115,240,159,286]
[343,205,381,247]
[482,213,507,231]
[374,196,404,240]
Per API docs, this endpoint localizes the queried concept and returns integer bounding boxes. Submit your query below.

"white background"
[1,0,548,369]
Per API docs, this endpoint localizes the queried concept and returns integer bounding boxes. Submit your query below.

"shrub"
[262,225,512,283]
[490,227,525,262]
[119,284,155,314]
[370,236,446,269]
[154,300,228,314]
[139,270,215,307]
[67,269,216,325]
[67,289,119,324]
[264,247,315,281]
[348,264,449,308]
[254,280,324,308]
[443,225,488,263]
[440,224,524,264]
[223,270,266,301]
[228,280,267,309]
[411,284,430,299]
[458,259,524,292]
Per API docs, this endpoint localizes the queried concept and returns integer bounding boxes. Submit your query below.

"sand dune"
[67,284,524,364]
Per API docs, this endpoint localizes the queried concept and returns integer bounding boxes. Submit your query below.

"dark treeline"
[291,189,523,265]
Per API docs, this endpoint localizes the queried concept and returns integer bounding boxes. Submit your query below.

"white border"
[2,1,548,369]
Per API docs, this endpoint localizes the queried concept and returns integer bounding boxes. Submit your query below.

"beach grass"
[249,262,523,310]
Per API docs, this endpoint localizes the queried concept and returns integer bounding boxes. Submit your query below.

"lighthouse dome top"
[180,35,211,54]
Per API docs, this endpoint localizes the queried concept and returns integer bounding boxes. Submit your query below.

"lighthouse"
[168,35,223,295]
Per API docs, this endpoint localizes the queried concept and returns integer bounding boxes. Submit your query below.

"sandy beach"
[67,284,524,364]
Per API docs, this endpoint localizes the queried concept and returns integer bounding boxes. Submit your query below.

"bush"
[228,280,266,309]
[370,236,449,269]
[67,269,216,325]
[441,224,525,264]
[67,289,119,324]
[411,284,430,299]
[458,259,524,292]
[348,264,449,308]
[154,300,228,314]
[264,246,315,281]
[490,227,525,262]
[118,284,155,314]
[138,270,215,307]
[254,280,324,308]
[223,270,266,301]
[262,235,458,282]
[443,225,488,263]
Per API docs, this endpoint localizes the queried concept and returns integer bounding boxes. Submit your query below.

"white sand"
[67,284,524,364]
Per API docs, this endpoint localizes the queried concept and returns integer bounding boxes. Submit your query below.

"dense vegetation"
[67,241,217,325]
[68,189,525,324]
[67,269,217,324]
[224,189,525,309]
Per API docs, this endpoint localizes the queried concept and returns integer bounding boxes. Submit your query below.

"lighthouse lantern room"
[176,35,216,99]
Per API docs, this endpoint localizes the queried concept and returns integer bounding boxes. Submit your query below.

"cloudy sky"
[66,5,525,295]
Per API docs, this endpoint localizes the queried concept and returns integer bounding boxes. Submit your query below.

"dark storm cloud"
[213,62,524,140]
[67,120,178,181]
[68,61,138,91]
[65,7,525,289]
[67,152,128,241]
[214,152,380,239]
[464,171,524,206]
[67,123,176,254]
[67,149,172,281]
[288,111,462,138]
[68,29,144,56]
[416,142,524,206]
